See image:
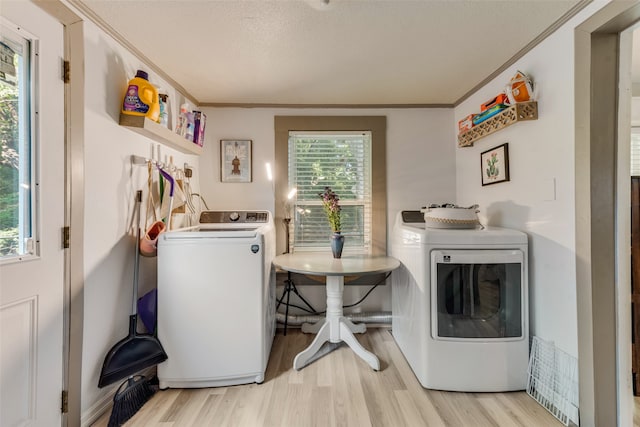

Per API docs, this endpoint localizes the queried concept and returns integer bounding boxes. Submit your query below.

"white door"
[0,3,66,426]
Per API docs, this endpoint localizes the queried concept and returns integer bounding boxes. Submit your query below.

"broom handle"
[133,190,142,315]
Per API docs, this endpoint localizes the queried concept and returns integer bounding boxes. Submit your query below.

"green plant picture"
[481,143,510,186]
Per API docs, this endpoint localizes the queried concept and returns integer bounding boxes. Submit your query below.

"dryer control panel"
[199,211,269,224]
[401,210,425,223]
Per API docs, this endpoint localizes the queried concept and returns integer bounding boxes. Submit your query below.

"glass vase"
[330,232,344,259]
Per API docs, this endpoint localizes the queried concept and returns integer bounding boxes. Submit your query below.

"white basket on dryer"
[420,204,481,229]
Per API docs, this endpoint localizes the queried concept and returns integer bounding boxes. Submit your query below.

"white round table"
[273,253,400,371]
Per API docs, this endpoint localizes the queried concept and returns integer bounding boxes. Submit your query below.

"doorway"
[575,3,640,426]
[629,29,640,401]
[632,176,640,395]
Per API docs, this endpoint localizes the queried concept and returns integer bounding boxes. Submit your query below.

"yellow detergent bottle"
[122,70,160,122]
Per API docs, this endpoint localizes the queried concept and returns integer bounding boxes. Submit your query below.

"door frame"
[63,18,85,427]
[31,1,85,425]
[575,2,640,426]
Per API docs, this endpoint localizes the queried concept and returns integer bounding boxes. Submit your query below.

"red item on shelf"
[481,93,509,112]
[458,114,475,132]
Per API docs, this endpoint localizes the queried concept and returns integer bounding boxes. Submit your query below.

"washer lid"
[161,226,260,240]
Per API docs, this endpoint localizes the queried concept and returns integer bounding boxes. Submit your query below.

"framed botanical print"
[481,143,510,186]
[221,139,252,183]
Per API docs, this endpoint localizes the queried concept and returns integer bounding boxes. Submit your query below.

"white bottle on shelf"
[175,103,189,138]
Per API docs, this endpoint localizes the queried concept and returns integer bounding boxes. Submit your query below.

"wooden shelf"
[119,114,203,155]
[457,101,538,147]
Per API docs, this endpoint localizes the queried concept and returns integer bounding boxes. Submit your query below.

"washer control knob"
[229,211,240,222]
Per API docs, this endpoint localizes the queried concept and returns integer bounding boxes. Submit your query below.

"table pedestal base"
[293,276,380,371]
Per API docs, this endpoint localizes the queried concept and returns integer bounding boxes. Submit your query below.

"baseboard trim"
[80,385,116,427]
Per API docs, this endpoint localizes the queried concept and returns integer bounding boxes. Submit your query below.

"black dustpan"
[98,191,167,388]
[98,315,167,387]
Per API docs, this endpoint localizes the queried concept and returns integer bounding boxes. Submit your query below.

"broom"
[106,191,162,426]
[107,375,158,427]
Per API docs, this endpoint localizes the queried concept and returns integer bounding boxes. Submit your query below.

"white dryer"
[157,210,275,389]
[391,210,528,392]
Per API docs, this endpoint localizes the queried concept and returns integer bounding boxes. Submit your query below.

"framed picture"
[481,143,510,186]
[221,139,252,183]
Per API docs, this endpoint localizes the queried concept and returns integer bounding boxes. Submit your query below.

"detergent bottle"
[122,70,160,122]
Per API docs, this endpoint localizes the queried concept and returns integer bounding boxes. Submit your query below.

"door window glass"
[0,23,34,260]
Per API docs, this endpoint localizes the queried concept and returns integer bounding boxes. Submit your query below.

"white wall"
[454,1,608,358]
[199,108,456,216]
[198,107,456,311]
[79,17,201,423]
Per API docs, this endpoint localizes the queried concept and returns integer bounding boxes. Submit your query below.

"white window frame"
[288,130,373,254]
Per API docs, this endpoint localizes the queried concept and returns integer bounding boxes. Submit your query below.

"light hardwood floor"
[93,328,566,427]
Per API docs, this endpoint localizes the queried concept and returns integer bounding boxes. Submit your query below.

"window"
[288,131,372,252]
[0,23,35,261]
[275,116,387,256]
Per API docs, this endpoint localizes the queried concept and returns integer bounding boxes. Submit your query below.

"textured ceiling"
[74,0,586,106]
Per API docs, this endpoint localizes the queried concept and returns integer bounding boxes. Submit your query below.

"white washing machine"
[391,210,528,392]
[157,210,275,389]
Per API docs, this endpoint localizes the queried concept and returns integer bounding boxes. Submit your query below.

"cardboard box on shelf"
[458,114,475,133]
[193,111,206,146]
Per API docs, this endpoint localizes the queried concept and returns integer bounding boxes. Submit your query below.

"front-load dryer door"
[430,249,525,342]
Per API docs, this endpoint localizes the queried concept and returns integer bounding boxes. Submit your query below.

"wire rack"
[527,336,579,426]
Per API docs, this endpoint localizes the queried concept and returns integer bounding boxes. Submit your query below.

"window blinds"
[288,131,372,252]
